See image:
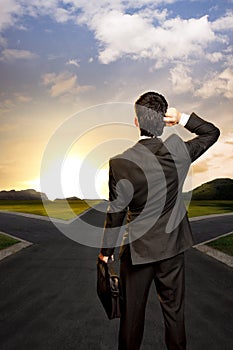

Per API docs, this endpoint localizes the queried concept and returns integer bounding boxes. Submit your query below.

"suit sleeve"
[185,112,220,162]
[100,160,128,257]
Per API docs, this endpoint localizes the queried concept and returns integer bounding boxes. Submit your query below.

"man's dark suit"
[100,113,220,350]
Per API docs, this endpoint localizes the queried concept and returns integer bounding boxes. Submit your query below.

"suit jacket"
[101,113,220,264]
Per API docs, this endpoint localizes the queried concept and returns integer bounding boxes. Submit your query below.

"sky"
[0,0,233,200]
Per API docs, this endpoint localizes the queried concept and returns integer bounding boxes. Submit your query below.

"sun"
[61,155,109,200]
[39,151,110,200]
[61,154,84,199]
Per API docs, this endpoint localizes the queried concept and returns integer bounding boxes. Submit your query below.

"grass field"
[188,200,233,218]
[0,199,232,220]
[0,199,232,254]
[0,232,20,250]
[0,199,101,220]
[207,233,233,256]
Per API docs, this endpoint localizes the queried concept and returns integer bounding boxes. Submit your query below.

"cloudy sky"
[0,0,232,199]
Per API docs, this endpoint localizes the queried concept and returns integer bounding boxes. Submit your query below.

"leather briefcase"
[97,257,122,319]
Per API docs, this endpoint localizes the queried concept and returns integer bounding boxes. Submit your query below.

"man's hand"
[164,108,181,126]
[98,253,114,263]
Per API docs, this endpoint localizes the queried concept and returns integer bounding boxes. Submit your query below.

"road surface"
[0,209,232,349]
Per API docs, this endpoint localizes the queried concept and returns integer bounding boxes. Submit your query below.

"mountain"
[55,196,81,201]
[191,178,233,200]
[0,189,49,201]
[1,178,232,201]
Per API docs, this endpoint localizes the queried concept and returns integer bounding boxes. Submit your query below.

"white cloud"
[0,0,24,46]
[0,48,38,61]
[59,1,228,67]
[14,93,32,103]
[66,3,232,71]
[54,7,73,23]
[0,1,232,69]
[169,64,193,94]
[23,0,60,18]
[124,0,176,8]
[51,75,77,97]
[66,59,80,68]
[211,11,233,31]
[42,72,76,97]
[95,11,155,64]
[0,91,32,115]
[63,0,176,17]
[206,52,223,63]
[0,0,23,32]
[0,0,64,38]
[195,68,233,99]
[42,71,93,97]
[92,12,216,64]
[0,98,15,114]
[137,7,168,23]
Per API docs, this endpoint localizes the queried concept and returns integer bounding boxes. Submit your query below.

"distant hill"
[54,196,81,201]
[1,178,232,202]
[0,189,49,201]
[191,178,233,200]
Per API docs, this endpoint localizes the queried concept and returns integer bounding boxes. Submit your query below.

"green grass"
[187,200,233,218]
[207,233,233,256]
[0,199,102,220]
[1,199,232,220]
[0,232,20,250]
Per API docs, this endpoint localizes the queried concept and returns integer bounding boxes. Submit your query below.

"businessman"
[98,92,220,350]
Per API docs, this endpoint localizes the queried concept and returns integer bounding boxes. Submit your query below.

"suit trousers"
[118,246,186,350]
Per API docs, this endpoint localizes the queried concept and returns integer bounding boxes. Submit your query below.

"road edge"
[195,244,233,268]
[0,231,32,262]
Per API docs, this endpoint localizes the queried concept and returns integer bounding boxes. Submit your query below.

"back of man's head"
[135,91,168,137]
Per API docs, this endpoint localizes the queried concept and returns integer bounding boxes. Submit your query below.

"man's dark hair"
[135,91,168,137]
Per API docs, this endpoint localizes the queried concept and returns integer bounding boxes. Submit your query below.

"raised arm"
[184,113,220,162]
[164,108,220,162]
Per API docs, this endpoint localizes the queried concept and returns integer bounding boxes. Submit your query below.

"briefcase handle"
[109,276,120,297]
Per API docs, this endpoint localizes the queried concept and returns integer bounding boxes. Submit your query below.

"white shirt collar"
[139,135,155,140]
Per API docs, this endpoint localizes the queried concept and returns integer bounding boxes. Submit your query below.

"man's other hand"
[98,253,110,263]
[164,108,181,126]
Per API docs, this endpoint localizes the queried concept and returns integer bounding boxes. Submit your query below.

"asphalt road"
[0,209,233,350]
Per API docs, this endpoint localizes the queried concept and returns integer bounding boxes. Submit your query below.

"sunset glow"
[0,1,232,199]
